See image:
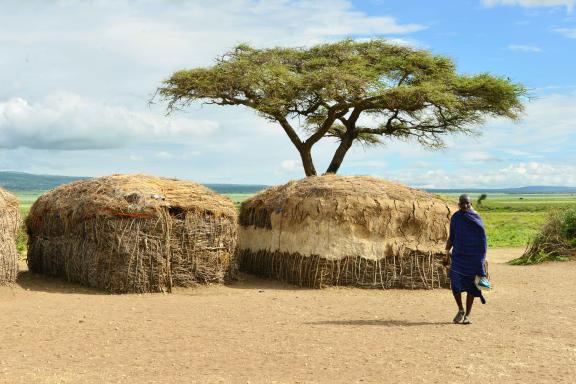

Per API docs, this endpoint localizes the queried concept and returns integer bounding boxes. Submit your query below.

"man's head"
[458,194,472,212]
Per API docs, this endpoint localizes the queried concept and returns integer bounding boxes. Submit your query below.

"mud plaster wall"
[239,196,453,260]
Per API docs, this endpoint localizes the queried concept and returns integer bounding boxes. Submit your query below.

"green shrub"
[560,207,576,240]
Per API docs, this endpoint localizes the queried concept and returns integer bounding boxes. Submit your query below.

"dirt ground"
[1,248,575,384]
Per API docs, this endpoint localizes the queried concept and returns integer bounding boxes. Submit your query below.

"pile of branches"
[512,208,576,265]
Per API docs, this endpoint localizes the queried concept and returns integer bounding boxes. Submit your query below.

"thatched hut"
[26,174,237,293]
[0,188,21,285]
[239,175,456,289]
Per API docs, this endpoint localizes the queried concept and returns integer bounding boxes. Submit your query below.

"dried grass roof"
[241,174,454,227]
[248,174,442,202]
[0,187,19,214]
[28,174,236,220]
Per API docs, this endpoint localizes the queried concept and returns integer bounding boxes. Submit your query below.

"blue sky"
[0,0,575,187]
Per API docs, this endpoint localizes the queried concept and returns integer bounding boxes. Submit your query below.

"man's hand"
[443,250,451,274]
[442,250,451,267]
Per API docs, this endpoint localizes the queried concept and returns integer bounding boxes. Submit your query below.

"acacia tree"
[157,39,525,176]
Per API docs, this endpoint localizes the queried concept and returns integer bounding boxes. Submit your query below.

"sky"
[0,0,575,188]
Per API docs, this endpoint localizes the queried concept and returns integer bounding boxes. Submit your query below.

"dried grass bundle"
[26,174,238,293]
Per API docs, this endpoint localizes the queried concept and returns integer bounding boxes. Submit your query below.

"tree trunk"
[299,147,317,176]
[325,135,354,174]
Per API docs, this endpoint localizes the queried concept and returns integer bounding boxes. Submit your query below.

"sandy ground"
[1,248,575,384]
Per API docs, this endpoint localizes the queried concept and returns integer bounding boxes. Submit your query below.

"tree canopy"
[157,39,526,176]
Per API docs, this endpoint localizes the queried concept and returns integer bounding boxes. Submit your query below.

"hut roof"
[28,174,236,221]
[241,174,455,230]
[0,187,19,213]
[252,175,435,202]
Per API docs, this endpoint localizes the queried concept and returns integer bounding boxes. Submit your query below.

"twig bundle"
[26,174,238,293]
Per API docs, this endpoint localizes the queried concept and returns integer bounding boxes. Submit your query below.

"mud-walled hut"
[0,188,21,285]
[26,174,237,293]
[238,175,455,289]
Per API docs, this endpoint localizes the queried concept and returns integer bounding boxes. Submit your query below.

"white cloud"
[392,162,576,188]
[442,92,576,155]
[507,44,542,52]
[154,151,173,159]
[348,160,388,168]
[483,0,575,11]
[341,91,576,188]
[381,38,424,48]
[301,14,423,36]
[280,160,299,172]
[0,1,425,72]
[555,28,576,38]
[0,0,427,157]
[0,92,218,150]
[460,151,503,163]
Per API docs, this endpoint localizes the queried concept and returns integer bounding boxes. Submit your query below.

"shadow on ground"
[16,269,300,295]
[225,272,308,291]
[306,319,452,327]
[16,270,104,295]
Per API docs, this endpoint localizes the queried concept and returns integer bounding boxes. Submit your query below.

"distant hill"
[1,171,575,195]
[498,186,576,193]
[0,171,268,194]
[0,171,87,191]
[427,186,576,194]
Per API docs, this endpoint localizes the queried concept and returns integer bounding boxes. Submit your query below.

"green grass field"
[443,193,576,248]
[226,193,254,211]
[12,191,576,254]
[471,193,576,212]
[17,191,44,217]
[481,211,545,248]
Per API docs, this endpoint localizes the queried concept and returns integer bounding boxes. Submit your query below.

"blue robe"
[449,210,487,303]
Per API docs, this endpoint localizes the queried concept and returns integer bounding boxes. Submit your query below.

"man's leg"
[453,291,464,311]
[465,293,475,316]
[452,291,465,323]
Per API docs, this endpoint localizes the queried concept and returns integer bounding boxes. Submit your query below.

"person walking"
[444,194,489,325]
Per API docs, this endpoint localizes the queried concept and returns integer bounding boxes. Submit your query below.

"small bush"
[510,207,576,265]
[560,208,576,240]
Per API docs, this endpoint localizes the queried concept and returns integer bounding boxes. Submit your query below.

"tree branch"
[304,105,350,147]
[337,115,349,126]
[286,96,323,116]
[348,107,363,126]
[274,114,304,149]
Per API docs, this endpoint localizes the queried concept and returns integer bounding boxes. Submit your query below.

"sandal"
[453,310,465,324]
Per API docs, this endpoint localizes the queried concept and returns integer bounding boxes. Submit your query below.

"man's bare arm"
[443,238,452,266]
